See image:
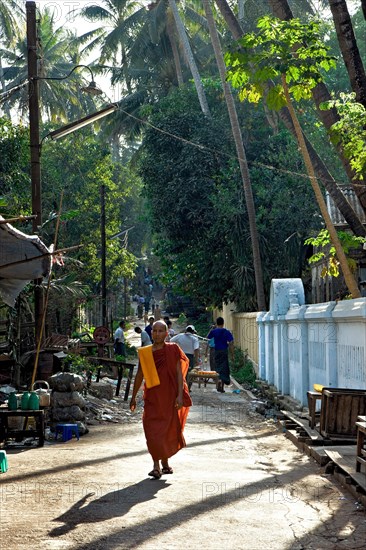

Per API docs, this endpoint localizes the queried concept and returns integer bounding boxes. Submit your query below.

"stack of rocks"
[48,372,88,435]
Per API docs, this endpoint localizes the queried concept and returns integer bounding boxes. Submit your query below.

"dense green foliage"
[225,17,336,109]
[1,1,365,319]
[137,84,321,309]
[0,117,30,213]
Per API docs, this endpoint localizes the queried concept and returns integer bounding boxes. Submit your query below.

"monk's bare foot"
[161,461,173,474]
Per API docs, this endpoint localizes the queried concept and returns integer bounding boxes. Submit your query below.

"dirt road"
[1,385,365,549]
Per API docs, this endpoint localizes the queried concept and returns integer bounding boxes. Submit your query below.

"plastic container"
[28,392,40,410]
[31,380,50,407]
[8,392,18,411]
[21,392,31,410]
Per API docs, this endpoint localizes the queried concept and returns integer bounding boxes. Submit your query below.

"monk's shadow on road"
[48,478,169,537]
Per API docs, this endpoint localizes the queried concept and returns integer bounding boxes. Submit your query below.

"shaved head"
[153,320,167,331]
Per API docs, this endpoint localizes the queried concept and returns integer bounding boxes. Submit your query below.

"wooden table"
[87,357,135,400]
[187,371,219,390]
[0,409,45,447]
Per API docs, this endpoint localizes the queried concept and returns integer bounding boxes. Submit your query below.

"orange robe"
[142,342,192,460]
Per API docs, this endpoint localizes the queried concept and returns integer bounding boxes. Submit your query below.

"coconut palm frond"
[47,274,89,297]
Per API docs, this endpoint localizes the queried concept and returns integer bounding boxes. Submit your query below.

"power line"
[117,106,354,188]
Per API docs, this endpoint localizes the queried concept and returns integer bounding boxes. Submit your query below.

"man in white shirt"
[134,326,151,347]
[114,320,126,357]
[171,325,200,371]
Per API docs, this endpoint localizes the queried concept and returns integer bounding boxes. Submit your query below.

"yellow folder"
[138,345,160,388]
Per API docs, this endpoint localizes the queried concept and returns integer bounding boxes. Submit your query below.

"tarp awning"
[0,215,51,307]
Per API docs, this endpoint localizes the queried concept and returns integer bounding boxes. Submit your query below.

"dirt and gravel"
[1,378,365,550]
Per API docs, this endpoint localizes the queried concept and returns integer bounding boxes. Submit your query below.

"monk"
[130,321,192,479]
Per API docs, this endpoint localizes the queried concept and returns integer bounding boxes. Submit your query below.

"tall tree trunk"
[215,0,366,237]
[168,0,210,116]
[203,0,266,310]
[281,74,361,299]
[361,0,366,20]
[268,0,366,213]
[328,0,366,107]
[166,9,184,86]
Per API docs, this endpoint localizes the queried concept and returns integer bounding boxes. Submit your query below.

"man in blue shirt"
[207,317,234,393]
[145,316,155,342]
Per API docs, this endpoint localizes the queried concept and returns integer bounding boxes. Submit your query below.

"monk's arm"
[130,364,143,411]
[175,359,183,409]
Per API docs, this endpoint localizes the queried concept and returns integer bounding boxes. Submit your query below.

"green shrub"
[64,354,96,375]
[230,347,257,387]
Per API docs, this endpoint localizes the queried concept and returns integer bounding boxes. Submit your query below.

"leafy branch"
[320,92,366,179]
[305,229,366,277]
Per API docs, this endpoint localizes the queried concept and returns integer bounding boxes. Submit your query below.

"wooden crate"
[320,387,366,439]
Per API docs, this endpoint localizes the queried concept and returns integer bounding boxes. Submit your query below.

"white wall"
[257,279,366,405]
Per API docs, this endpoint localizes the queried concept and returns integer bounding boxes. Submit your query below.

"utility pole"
[26,1,44,343]
[101,184,107,327]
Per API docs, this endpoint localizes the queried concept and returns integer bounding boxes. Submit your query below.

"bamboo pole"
[0,215,37,224]
[30,192,64,388]
[0,244,82,271]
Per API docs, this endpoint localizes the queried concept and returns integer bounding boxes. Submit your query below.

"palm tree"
[0,0,24,116]
[202,0,266,310]
[2,8,100,123]
[167,0,210,115]
[328,0,366,107]
[214,0,366,237]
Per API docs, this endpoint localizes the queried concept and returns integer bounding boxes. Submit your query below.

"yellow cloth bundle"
[138,345,160,388]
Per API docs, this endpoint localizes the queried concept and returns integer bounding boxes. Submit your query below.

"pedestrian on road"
[134,326,151,347]
[171,325,200,372]
[145,316,155,342]
[165,320,175,341]
[207,317,234,393]
[205,324,216,370]
[151,297,156,313]
[130,321,192,479]
[154,303,161,321]
[114,321,126,358]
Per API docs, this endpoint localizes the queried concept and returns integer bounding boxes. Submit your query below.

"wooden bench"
[307,390,322,429]
[356,421,366,472]
[87,357,135,401]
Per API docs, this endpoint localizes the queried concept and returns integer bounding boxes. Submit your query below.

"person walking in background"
[134,326,151,347]
[205,324,216,371]
[145,316,155,342]
[171,325,200,372]
[207,317,234,393]
[114,320,126,358]
[166,320,175,341]
[137,296,144,319]
[130,321,192,479]
[151,297,156,314]
[154,303,161,321]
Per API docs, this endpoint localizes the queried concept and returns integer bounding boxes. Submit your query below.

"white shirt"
[114,327,125,343]
[170,333,199,355]
[141,330,151,347]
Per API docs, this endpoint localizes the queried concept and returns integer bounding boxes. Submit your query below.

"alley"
[1,385,365,550]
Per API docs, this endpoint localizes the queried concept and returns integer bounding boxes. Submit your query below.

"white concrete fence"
[257,279,366,406]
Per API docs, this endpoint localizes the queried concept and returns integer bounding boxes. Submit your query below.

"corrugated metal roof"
[326,185,366,226]
[0,216,51,307]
